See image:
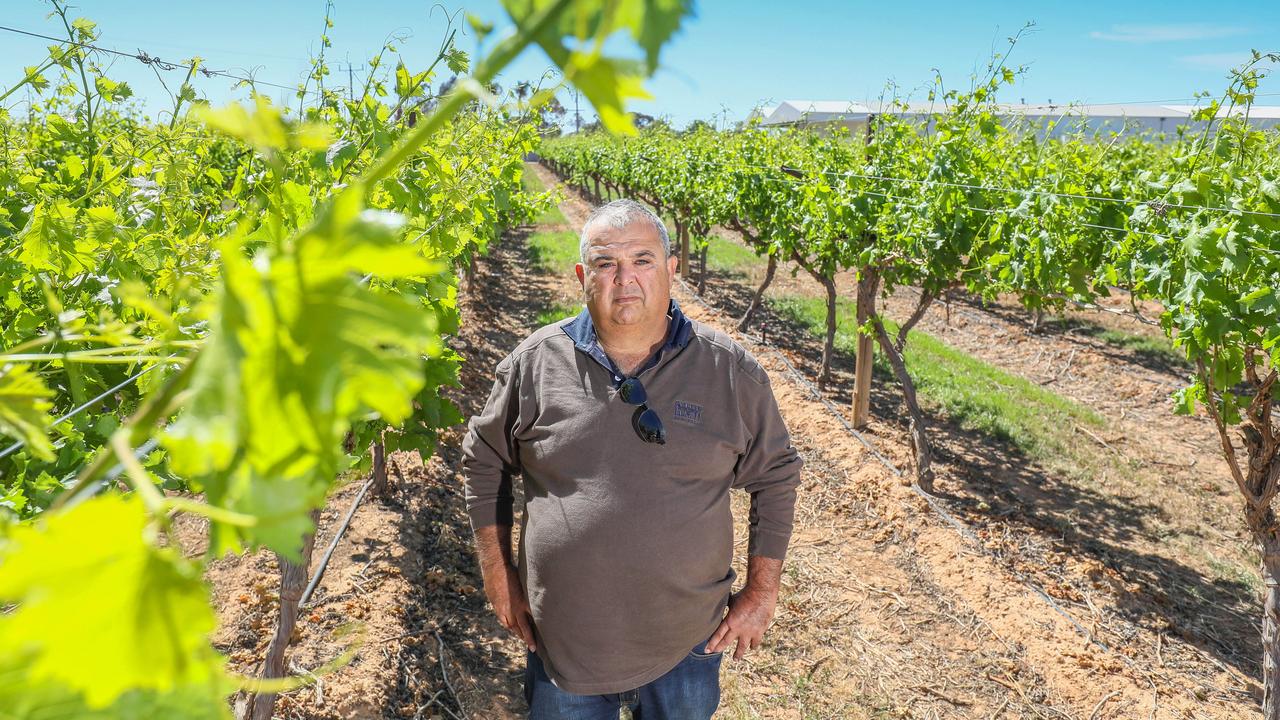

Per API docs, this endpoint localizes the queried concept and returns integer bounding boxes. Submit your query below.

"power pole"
[574,88,580,133]
[336,61,365,102]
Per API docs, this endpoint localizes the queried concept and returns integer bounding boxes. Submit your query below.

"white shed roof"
[756,99,1280,124]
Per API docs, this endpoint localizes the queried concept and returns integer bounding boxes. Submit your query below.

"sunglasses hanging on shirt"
[618,377,666,445]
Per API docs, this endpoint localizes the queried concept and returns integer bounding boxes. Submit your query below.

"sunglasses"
[618,377,666,445]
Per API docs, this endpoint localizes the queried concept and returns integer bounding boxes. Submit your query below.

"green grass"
[1205,550,1262,595]
[1093,328,1187,368]
[704,235,766,275]
[521,164,567,225]
[769,295,1108,477]
[527,230,579,273]
[535,300,581,327]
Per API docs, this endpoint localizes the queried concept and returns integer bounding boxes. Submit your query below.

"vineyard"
[2,0,1280,718]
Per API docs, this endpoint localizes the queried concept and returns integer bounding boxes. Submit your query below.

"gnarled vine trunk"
[790,250,837,389]
[862,270,937,490]
[1200,357,1280,718]
[240,509,322,720]
[678,211,691,278]
[695,221,709,295]
[371,438,388,497]
[738,253,777,331]
[1261,533,1280,719]
[870,313,935,491]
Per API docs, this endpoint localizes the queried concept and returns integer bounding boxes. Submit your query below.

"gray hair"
[579,199,671,264]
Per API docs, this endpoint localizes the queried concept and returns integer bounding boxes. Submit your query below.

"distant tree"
[634,112,658,130]
[538,95,567,137]
[682,118,714,134]
[640,114,673,133]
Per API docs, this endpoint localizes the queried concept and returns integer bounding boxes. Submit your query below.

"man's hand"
[705,586,777,660]
[481,561,538,651]
[706,555,783,660]
[474,524,536,651]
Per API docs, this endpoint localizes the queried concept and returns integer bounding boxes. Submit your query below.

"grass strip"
[703,235,765,275]
[769,295,1111,481]
[527,230,579,274]
[522,164,568,225]
[536,300,582,327]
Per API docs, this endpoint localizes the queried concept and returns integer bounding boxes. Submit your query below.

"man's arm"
[460,358,521,530]
[461,356,536,650]
[474,524,537,651]
[710,351,802,659]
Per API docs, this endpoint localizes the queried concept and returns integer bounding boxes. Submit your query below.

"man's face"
[575,218,678,329]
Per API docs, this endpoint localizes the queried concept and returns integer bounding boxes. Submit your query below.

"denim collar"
[563,299,693,381]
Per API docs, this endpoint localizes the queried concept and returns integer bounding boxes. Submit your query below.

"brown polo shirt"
[461,302,801,694]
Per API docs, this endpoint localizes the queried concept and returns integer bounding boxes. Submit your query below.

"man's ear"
[575,263,586,289]
[667,254,678,278]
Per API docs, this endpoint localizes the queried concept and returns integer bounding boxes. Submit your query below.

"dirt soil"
[188,164,1263,719]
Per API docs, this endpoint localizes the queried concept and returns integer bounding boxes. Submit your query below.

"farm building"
[749,99,1280,139]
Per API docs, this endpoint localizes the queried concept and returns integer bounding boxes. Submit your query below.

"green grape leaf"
[70,17,98,40]
[0,652,231,719]
[62,155,85,180]
[165,188,440,557]
[502,0,689,134]
[94,77,132,102]
[394,61,421,100]
[23,65,49,93]
[0,364,55,462]
[564,52,651,135]
[466,12,494,41]
[195,98,332,154]
[16,201,99,276]
[0,495,227,708]
[445,48,470,75]
[1172,384,1200,416]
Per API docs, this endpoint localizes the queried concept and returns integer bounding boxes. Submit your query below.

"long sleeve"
[460,355,522,531]
[730,351,802,560]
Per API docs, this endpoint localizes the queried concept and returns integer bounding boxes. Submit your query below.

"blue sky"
[1,1,1277,128]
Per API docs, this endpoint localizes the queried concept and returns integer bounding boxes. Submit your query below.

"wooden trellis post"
[852,270,875,428]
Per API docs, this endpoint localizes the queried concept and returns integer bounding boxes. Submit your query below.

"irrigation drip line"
[56,436,160,512]
[0,360,165,462]
[0,24,322,99]
[616,150,1280,220]
[300,471,378,608]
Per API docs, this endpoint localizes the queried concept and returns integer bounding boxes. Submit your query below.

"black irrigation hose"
[300,472,378,608]
[0,361,165,461]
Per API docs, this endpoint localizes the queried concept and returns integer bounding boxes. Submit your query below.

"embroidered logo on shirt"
[673,400,704,425]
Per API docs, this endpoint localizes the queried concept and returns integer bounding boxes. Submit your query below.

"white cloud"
[1179,51,1258,70]
[1089,24,1251,43]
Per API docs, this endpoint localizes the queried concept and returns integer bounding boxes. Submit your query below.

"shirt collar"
[563,299,693,379]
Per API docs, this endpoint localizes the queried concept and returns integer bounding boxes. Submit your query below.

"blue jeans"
[523,636,723,720]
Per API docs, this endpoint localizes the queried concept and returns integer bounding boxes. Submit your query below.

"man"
[461,199,802,719]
